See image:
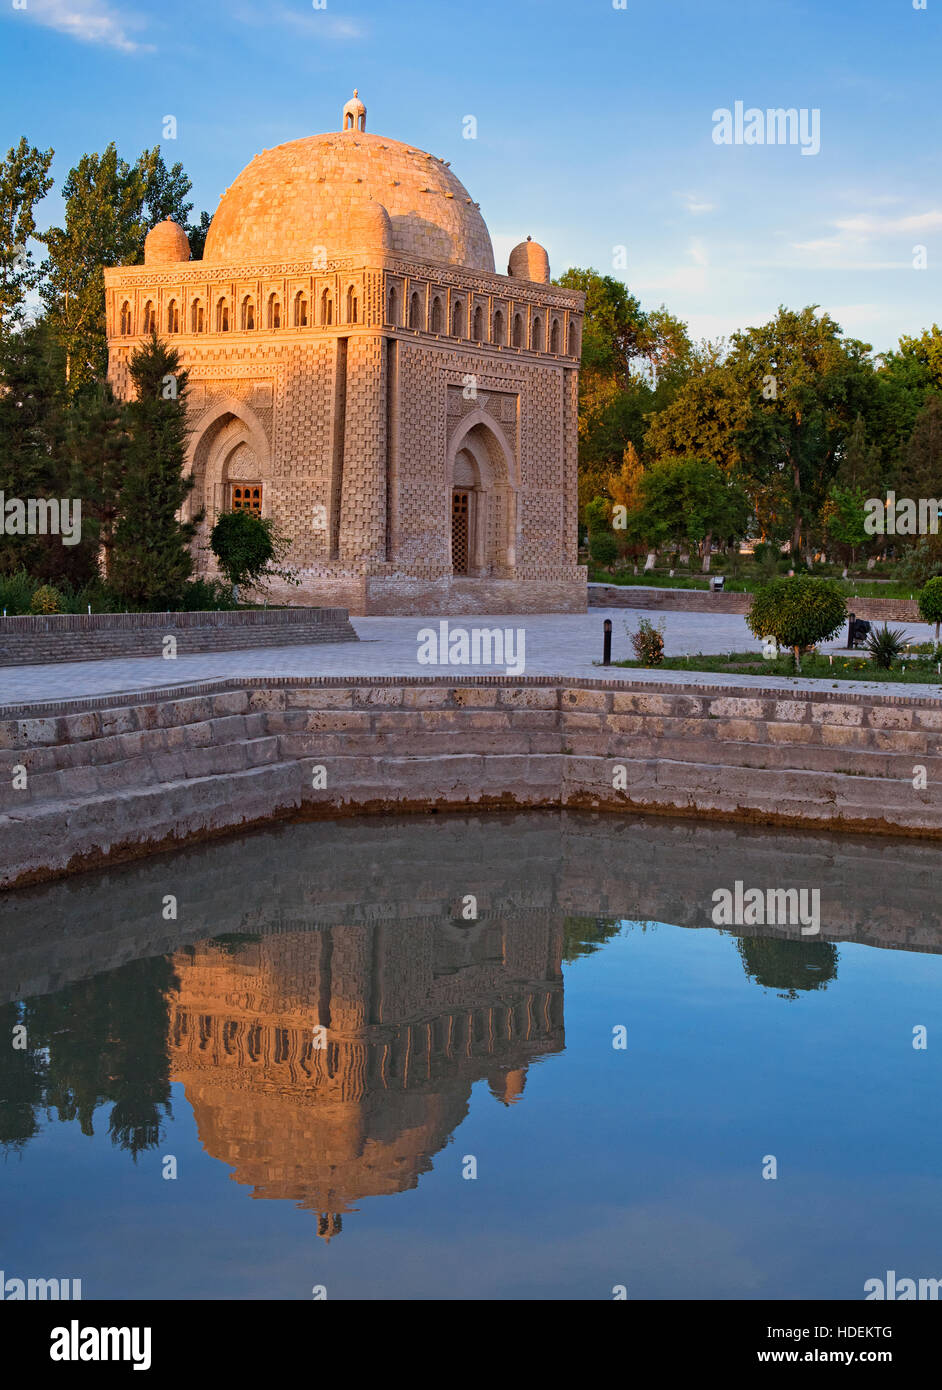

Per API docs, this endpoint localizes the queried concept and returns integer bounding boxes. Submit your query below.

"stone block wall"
[1,676,941,889]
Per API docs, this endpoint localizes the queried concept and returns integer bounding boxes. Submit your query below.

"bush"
[747,575,847,673]
[918,576,942,640]
[29,584,63,615]
[865,623,908,670]
[628,617,665,666]
[177,578,238,612]
[588,530,618,572]
[0,569,37,615]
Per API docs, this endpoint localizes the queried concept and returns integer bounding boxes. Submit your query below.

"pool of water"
[1,811,940,1300]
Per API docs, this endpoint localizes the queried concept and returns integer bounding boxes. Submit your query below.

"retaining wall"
[588,583,922,622]
[0,607,358,666]
[2,675,942,889]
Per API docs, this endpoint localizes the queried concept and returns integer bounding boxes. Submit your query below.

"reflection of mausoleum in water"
[167,916,564,1238]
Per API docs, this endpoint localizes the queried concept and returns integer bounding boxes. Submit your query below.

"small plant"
[588,529,618,573]
[629,616,665,666]
[209,510,297,599]
[918,576,942,641]
[29,584,63,615]
[865,623,908,670]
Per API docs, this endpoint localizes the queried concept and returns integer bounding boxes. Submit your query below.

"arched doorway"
[446,414,517,577]
[185,400,272,566]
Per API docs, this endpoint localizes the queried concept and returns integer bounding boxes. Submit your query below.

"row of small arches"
[390,287,575,354]
[123,287,359,337]
[121,289,577,355]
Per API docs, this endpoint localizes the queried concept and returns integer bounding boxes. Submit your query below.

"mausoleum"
[104,92,586,613]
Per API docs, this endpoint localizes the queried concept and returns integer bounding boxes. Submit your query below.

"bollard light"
[603,618,612,667]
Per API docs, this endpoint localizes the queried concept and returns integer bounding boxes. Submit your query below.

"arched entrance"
[446,413,517,577]
[185,400,272,546]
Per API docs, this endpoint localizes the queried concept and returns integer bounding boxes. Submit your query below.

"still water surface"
[1,811,940,1300]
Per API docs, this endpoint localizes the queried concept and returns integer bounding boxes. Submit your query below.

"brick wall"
[588,583,922,622]
[0,608,357,666]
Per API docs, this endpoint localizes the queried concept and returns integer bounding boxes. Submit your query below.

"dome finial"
[342,89,367,133]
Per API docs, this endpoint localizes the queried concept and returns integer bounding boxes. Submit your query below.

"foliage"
[28,583,63,614]
[746,575,847,671]
[896,537,942,588]
[0,137,54,336]
[40,145,207,389]
[108,334,198,607]
[588,528,618,571]
[629,456,751,566]
[628,616,665,666]
[209,510,289,591]
[820,483,870,559]
[865,623,908,670]
[918,576,942,638]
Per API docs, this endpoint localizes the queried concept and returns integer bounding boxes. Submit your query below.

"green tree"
[40,143,151,388]
[67,382,131,580]
[40,145,203,389]
[631,456,751,570]
[918,576,942,641]
[746,575,847,672]
[728,306,875,555]
[109,333,198,607]
[0,318,82,582]
[820,483,870,564]
[0,136,54,337]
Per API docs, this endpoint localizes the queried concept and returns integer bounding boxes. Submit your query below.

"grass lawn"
[611,650,942,685]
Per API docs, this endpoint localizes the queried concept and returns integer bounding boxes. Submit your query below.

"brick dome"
[203,130,495,271]
[508,237,550,284]
[144,219,190,265]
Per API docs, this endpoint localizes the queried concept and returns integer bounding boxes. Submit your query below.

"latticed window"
[512,313,524,347]
[294,292,308,327]
[493,309,505,345]
[231,484,262,515]
[431,296,443,333]
[242,297,255,330]
[217,298,230,332]
[119,301,132,334]
[191,299,204,333]
[452,490,470,574]
[268,294,281,329]
[167,300,180,333]
[550,318,560,353]
[143,301,156,333]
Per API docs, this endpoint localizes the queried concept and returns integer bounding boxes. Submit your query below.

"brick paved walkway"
[0,608,938,706]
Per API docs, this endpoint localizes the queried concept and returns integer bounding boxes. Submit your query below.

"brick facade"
[104,98,587,615]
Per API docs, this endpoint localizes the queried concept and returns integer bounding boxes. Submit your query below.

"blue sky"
[1,0,939,355]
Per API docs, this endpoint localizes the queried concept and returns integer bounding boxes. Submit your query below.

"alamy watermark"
[713,102,821,156]
[0,494,82,546]
[711,881,821,935]
[864,493,942,536]
[417,620,526,676]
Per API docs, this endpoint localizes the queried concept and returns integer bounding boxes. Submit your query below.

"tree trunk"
[701,532,713,573]
[794,645,801,674]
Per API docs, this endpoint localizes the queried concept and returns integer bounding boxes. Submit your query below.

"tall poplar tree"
[0,136,54,338]
[109,334,198,607]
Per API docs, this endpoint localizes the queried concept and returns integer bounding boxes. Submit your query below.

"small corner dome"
[144,219,191,265]
[508,236,550,284]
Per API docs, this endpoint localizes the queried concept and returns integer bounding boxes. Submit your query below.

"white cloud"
[678,192,716,215]
[234,4,367,39]
[19,0,152,53]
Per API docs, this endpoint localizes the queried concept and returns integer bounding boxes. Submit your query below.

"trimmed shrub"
[747,576,847,673]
